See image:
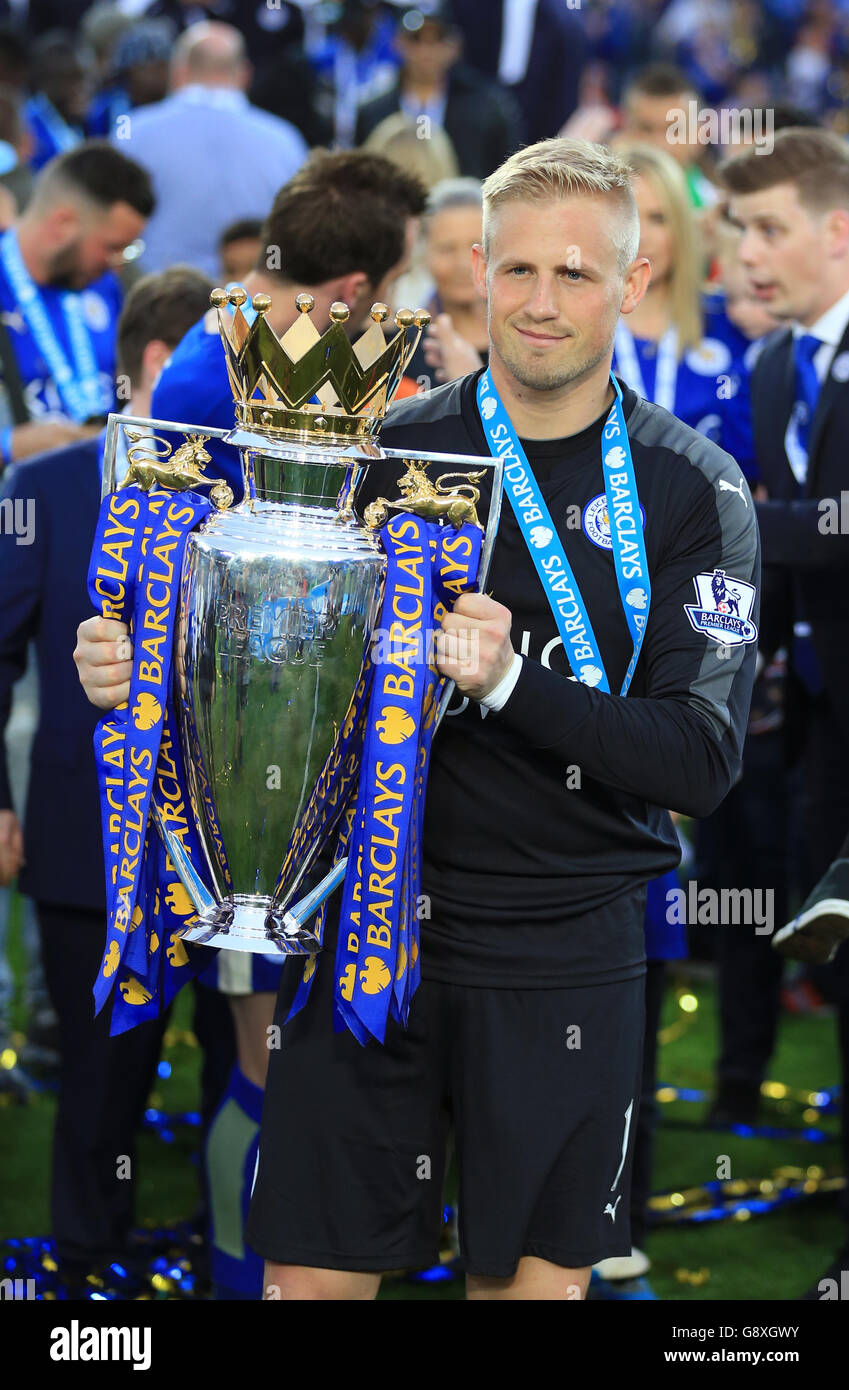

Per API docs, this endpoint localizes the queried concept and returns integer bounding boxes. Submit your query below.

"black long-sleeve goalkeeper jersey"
[363,371,760,987]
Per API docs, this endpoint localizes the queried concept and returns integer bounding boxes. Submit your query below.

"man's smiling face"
[473,194,631,393]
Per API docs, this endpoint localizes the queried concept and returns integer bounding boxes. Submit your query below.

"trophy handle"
[150,800,217,918]
[274,858,348,934]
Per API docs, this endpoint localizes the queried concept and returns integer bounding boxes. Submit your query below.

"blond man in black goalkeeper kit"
[75,138,759,1300]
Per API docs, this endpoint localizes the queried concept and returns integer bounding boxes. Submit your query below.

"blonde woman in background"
[611,141,756,478]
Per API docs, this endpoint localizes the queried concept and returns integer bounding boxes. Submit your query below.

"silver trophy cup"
[173,433,385,953]
[101,292,503,957]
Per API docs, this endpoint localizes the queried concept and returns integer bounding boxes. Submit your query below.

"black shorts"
[245,945,645,1279]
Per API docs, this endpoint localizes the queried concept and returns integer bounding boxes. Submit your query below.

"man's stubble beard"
[45,240,88,291]
[490,317,612,394]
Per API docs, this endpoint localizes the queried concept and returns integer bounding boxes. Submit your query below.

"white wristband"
[479,652,523,711]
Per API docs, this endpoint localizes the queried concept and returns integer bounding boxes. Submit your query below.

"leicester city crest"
[582,493,646,550]
[684,569,758,646]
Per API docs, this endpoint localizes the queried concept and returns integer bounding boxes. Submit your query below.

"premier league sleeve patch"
[684,569,758,646]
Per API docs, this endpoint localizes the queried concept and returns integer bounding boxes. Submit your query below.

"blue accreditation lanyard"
[0,228,104,422]
[476,369,650,696]
[613,321,679,415]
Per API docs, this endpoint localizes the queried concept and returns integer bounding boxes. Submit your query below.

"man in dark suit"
[355,3,521,181]
[722,127,849,1294]
[450,0,586,145]
[0,263,220,1288]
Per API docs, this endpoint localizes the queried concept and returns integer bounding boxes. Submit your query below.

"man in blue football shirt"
[0,140,154,470]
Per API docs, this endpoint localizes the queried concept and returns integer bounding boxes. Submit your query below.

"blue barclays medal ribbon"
[0,228,105,421]
[476,369,650,695]
[337,520,481,1041]
[109,711,215,1034]
[284,513,482,1043]
[407,526,480,1004]
[88,483,218,1033]
[333,513,431,1044]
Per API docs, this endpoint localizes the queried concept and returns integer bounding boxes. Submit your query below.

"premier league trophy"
[94,287,503,1017]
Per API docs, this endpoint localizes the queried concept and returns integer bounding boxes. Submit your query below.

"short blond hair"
[481,137,640,270]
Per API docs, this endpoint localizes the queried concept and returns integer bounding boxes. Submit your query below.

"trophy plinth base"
[173,895,321,956]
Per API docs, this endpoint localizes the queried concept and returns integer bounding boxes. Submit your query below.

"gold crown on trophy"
[210,287,431,444]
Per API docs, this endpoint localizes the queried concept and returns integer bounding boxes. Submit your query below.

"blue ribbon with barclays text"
[89,485,483,1041]
[88,484,219,1034]
[285,514,482,1043]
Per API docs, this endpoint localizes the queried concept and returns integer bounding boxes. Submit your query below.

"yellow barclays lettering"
[94,497,139,615]
[155,744,192,844]
[439,531,474,595]
[101,726,125,768]
[159,796,191,842]
[392,593,422,623]
[387,515,421,543]
[99,534,133,574]
[156,774,182,805]
[386,619,420,656]
[105,775,122,834]
[138,492,170,555]
[395,550,425,594]
[145,577,171,609]
[97,493,140,593]
[370,842,396,873]
[373,799,402,847]
[94,575,126,618]
[365,803,399,949]
[116,746,153,892]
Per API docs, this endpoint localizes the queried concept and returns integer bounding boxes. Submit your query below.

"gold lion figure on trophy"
[118,431,234,510]
[364,459,484,530]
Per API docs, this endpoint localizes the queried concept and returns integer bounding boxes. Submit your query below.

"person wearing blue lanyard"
[0,265,224,1296]
[76,136,760,1301]
[248,135,758,1302]
[611,142,757,481]
[0,140,154,473]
